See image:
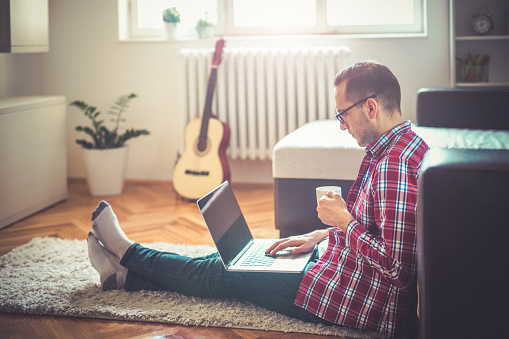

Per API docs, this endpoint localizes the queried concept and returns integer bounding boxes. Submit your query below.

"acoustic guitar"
[173,39,231,200]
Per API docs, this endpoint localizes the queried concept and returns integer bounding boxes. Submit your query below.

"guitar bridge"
[185,170,210,176]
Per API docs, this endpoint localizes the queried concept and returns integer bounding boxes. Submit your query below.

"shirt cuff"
[344,219,366,249]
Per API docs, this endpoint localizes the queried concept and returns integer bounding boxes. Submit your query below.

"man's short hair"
[334,61,401,115]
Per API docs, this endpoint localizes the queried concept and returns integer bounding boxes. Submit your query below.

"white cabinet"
[450,0,509,87]
[0,0,49,53]
[0,96,67,229]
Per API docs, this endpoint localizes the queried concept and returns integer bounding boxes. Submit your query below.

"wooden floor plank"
[0,179,340,339]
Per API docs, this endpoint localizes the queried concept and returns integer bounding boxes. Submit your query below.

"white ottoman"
[272,119,509,237]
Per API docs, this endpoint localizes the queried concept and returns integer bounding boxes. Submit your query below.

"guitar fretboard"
[198,66,218,149]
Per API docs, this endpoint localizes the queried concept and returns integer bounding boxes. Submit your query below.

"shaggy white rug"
[0,237,379,338]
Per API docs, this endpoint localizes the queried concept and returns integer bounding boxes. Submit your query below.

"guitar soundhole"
[194,138,210,155]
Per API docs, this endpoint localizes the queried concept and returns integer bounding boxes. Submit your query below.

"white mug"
[316,186,342,205]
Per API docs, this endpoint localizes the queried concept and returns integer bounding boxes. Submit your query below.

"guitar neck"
[199,66,218,140]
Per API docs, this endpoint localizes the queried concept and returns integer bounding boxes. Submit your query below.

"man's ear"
[366,98,378,119]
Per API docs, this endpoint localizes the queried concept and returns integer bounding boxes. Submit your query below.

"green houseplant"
[196,13,214,39]
[162,7,180,23]
[70,93,149,149]
[162,7,181,40]
[70,93,150,196]
[196,18,213,27]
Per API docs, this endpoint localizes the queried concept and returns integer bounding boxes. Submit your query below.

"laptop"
[197,181,313,273]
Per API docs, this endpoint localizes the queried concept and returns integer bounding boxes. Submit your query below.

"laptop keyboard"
[239,242,278,267]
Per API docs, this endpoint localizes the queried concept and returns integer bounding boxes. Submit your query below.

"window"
[124,0,426,40]
[227,0,318,35]
[324,0,425,35]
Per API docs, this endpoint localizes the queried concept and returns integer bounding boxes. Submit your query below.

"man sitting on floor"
[87,60,429,338]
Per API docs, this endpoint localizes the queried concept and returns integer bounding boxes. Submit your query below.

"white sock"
[87,231,127,290]
[91,201,133,259]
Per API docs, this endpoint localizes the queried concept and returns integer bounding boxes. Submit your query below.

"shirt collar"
[366,120,411,157]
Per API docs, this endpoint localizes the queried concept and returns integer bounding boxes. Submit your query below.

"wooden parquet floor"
[0,179,337,339]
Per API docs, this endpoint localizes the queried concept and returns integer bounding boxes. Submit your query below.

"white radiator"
[179,45,350,160]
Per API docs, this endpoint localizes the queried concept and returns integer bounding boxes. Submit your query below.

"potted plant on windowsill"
[70,93,150,196]
[162,7,181,40]
[196,18,214,39]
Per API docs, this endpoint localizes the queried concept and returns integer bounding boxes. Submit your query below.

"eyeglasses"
[335,94,376,124]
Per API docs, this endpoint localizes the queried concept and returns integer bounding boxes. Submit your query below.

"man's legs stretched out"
[88,201,311,320]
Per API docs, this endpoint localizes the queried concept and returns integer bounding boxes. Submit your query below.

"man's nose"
[339,121,347,130]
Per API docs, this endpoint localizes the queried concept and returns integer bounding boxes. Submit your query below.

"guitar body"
[173,117,231,200]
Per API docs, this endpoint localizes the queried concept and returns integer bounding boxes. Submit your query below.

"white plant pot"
[165,23,179,40]
[82,146,129,196]
[196,26,214,39]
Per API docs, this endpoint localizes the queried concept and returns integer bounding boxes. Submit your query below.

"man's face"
[334,83,378,147]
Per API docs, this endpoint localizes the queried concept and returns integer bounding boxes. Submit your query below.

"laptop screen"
[197,181,253,266]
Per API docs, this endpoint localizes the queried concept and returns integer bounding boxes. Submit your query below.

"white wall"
[1,0,450,183]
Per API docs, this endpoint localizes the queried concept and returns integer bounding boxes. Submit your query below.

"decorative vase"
[165,23,179,40]
[459,64,489,82]
[82,146,129,196]
[196,26,214,39]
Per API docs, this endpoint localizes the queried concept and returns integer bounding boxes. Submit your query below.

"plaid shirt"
[295,121,429,338]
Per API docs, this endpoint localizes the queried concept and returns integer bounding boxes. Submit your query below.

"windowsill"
[119,32,428,43]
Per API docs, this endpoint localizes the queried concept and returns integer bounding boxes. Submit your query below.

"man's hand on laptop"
[265,229,329,257]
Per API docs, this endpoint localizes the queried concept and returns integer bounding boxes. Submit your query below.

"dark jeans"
[120,243,336,325]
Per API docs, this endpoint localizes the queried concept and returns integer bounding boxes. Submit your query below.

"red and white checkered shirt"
[295,121,429,338]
